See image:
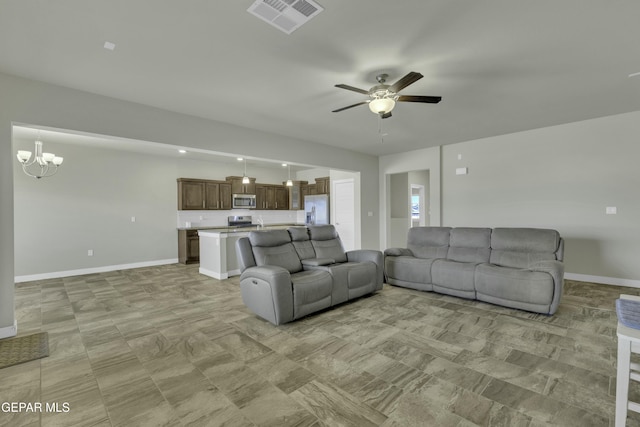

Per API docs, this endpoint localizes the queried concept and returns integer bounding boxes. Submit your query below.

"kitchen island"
[198,224,304,280]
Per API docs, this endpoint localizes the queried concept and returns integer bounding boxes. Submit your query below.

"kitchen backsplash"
[177,209,307,228]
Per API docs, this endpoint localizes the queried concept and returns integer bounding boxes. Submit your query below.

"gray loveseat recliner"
[236,225,383,325]
[384,227,565,314]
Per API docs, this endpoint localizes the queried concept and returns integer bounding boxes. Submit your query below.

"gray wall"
[379,146,442,250]
[13,138,312,277]
[441,111,640,282]
[0,72,380,335]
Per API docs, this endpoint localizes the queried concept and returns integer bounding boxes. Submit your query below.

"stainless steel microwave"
[232,194,256,209]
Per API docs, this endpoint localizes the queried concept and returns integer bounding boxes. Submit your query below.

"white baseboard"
[14,259,179,283]
[0,320,17,339]
[199,267,226,280]
[565,272,640,289]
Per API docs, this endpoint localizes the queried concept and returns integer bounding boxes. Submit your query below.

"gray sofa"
[384,227,565,314]
[236,225,383,325]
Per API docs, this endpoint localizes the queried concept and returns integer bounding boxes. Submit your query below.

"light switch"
[606,207,617,215]
[368,211,374,217]
[456,167,468,175]
[457,154,462,160]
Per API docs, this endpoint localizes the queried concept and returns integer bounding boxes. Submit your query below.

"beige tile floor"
[2,263,639,426]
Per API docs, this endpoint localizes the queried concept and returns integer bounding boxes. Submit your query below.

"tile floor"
[2,263,639,426]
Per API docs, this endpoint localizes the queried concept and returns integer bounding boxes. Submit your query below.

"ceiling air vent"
[247,0,324,34]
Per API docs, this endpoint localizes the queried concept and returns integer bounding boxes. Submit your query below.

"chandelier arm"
[16,134,63,179]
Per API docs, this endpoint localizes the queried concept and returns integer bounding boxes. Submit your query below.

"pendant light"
[286,164,293,187]
[242,158,250,184]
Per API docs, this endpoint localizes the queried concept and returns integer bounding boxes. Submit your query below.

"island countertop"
[177,223,305,232]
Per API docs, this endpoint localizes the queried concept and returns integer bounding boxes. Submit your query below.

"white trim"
[14,259,178,283]
[227,268,241,277]
[199,267,226,280]
[0,320,17,339]
[565,272,640,289]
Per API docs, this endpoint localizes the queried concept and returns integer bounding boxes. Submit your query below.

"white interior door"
[333,179,355,251]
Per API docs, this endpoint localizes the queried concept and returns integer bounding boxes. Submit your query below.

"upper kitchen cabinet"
[275,186,289,210]
[315,176,330,195]
[178,179,206,210]
[255,184,289,209]
[285,180,307,210]
[177,178,231,210]
[219,182,232,210]
[227,176,256,195]
[205,181,232,210]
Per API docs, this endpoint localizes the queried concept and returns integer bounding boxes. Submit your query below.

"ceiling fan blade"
[381,111,392,119]
[332,101,368,113]
[335,84,369,95]
[389,72,423,93]
[397,95,442,104]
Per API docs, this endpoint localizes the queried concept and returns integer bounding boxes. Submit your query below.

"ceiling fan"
[332,71,441,119]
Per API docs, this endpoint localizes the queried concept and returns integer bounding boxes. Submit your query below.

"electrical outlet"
[606,207,617,215]
[87,249,94,256]
[131,216,136,222]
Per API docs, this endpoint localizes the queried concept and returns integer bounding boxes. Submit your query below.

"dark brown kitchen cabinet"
[286,180,307,210]
[178,178,231,210]
[227,176,256,195]
[255,184,267,210]
[219,183,232,210]
[178,179,206,210]
[255,184,288,209]
[178,229,199,264]
[275,186,289,210]
[315,176,330,195]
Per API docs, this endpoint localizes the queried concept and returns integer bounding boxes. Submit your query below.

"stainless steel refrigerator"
[304,194,329,225]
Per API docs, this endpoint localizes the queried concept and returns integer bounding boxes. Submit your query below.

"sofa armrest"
[384,247,413,257]
[239,266,294,325]
[347,249,384,288]
[529,260,565,315]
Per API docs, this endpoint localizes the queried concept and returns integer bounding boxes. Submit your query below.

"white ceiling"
[2,0,640,157]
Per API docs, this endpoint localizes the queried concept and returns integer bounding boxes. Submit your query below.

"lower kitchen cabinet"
[178,229,200,264]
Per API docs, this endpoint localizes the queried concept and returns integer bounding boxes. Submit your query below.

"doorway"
[387,169,430,247]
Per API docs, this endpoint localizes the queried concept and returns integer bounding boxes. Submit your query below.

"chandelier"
[16,133,64,179]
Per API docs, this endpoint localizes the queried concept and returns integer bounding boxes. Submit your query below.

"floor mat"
[0,332,49,369]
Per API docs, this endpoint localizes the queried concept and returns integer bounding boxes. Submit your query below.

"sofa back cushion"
[448,227,491,263]
[407,227,451,259]
[288,227,317,260]
[308,225,347,263]
[490,228,561,268]
[249,229,302,273]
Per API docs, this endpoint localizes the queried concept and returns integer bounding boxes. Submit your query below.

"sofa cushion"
[249,230,302,273]
[291,270,333,319]
[288,227,310,241]
[448,228,491,263]
[249,229,291,247]
[311,262,377,303]
[407,227,451,259]
[309,225,348,263]
[289,227,317,260]
[475,263,555,307]
[385,255,436,285]
[490,228,560,268]
[431,259,477,297]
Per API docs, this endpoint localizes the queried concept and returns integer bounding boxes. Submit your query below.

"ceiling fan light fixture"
[369,97,396,115]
